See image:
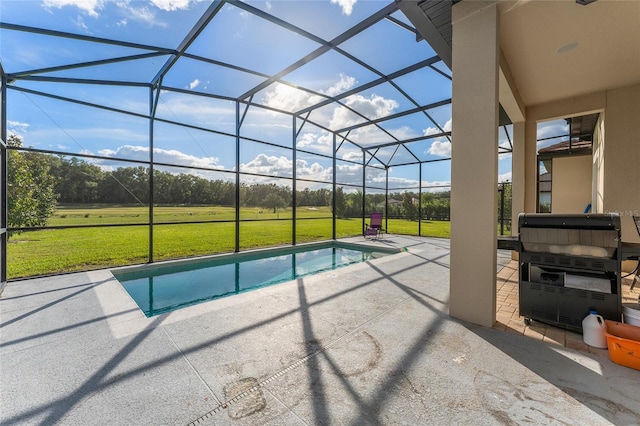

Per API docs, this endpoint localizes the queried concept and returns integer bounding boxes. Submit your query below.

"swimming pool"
[113,242,399,317]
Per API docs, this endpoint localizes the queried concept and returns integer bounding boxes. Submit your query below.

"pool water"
[113,243,397,317]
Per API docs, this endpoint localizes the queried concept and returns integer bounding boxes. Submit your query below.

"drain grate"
[186,346,326,425]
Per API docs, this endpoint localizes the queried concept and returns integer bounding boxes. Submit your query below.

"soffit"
[498,0,640,107]
[401,0,640,114]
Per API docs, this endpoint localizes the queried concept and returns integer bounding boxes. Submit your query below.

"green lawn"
[7,205,452,279]
[47,205,323,225]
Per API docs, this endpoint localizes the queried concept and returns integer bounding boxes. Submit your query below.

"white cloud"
[389,125,422,141]
[344,126,390,146]
[421,180,452,193]
[335,162,364,185]
[114,1,165,28]
[188,79,201,90]
[42,0,104,17]
[262,74,358,116]
[537,119,567,138]
[346,93,398,120]
[499,171,512,183]
[98,145,223,170]
[157,94,236,126]
[387,176,416,186]
[498,151,513,160]
[424,118,452,157]
[150,0,193,11]
[7,120,30,135]
[324,74,356,97]
[241,154,293,177]
[40,0,186,28]
[428,140,451,157]
[331,0,357,16]
[499,139,512,152]
[330,93,398,130]
[340,150,363,162]
[536,119,568,148]
[262,83,315,112]
[6,125,144,151]
[423,118,452,136]
[297,131,333,154]
[297,131,360,161]
[238,153,370,186]
[296,159,332,182]
[73,15,89,32]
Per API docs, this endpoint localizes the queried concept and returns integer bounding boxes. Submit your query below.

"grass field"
[7,205,452,279]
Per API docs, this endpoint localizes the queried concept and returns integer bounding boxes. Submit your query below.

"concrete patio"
[1,235,639,425]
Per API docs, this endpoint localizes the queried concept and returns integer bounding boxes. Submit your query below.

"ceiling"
[401,0,640,114]
[498,0,640,107]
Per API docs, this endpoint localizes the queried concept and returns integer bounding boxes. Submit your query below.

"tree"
[7,135,58,234]
[345,190,362,217]
[498,182,512,233]
[401,192,418,220]
[49,156,104,203]
[98,166,149,204]
[261,193,287,214]
[421,190,450,220]
[333,186,347,217]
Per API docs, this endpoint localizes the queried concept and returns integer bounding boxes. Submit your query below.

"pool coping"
[104,238,407,323]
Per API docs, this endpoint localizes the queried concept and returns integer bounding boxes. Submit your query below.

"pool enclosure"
[0,0,514,281]
[2,0,638,329]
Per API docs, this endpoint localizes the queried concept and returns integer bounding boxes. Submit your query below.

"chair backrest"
[633,214,640,237]
[370,212,383,227]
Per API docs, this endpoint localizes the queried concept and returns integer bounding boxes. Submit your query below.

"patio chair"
[364,212,384,239]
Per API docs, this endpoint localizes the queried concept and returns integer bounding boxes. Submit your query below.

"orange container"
[604,320,640,371]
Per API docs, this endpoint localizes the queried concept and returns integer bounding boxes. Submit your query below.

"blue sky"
[1,0,568,193]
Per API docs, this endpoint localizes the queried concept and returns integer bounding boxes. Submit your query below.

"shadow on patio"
[1,236,638,425]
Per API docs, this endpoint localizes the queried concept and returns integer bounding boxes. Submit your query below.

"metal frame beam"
[151,0,225,88]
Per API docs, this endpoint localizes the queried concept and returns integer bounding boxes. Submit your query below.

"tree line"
[7,135,463,231]
[46,152,452,219]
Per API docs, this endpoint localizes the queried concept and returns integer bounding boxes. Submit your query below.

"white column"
[450,1,499,327]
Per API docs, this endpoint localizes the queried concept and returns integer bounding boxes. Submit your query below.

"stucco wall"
[527,84,639,242]
[551,155,592,214]
[602,84,640,244]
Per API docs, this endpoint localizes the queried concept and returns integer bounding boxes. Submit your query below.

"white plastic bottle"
[582,311,607,349]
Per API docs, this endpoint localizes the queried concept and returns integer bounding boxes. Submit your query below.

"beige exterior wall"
[602,84,640,244]
[551,155,592,214]
[526,85,639,239]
